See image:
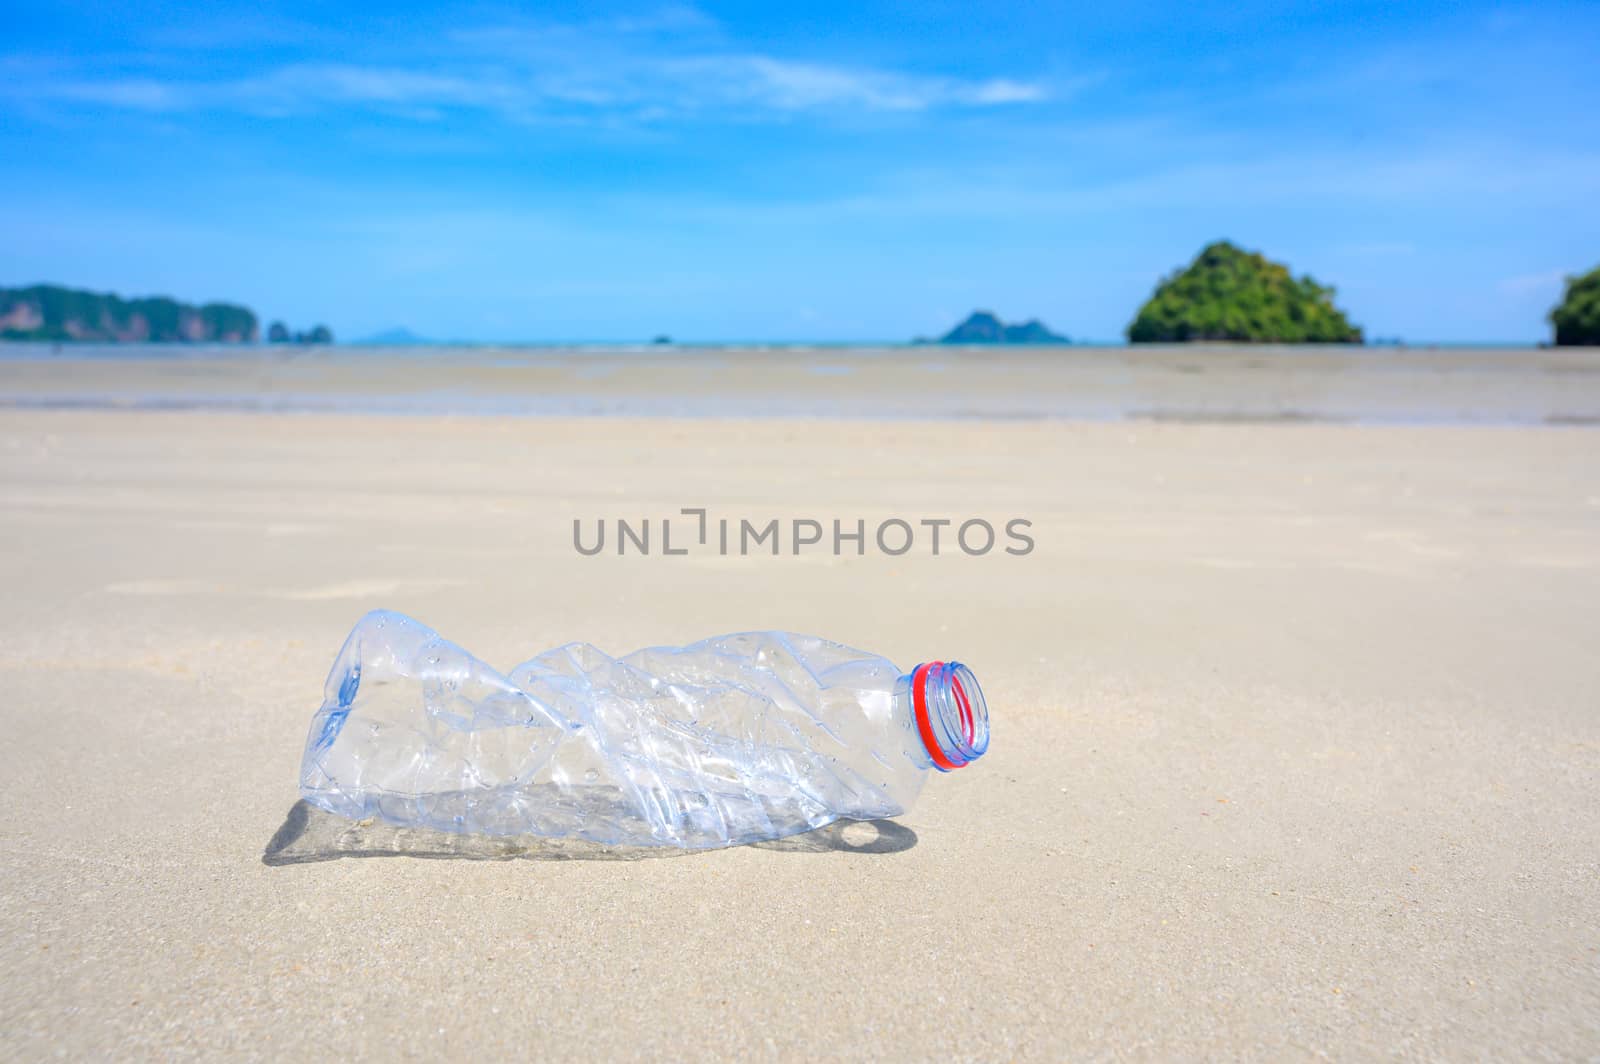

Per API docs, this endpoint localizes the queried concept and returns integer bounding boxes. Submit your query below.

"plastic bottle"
[299,610,990,848]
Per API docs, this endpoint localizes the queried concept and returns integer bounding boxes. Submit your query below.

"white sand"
[1,410,1597,1059]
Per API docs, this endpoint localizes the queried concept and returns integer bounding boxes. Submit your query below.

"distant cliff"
[922,311,1069,344]
[0,284,258,343]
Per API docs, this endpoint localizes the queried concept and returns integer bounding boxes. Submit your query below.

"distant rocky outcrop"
[1550,264,1600,346]
[0,284,257,342]
[268,321,335,345]
[921,311,1069,345]
[1127,241,1362,343]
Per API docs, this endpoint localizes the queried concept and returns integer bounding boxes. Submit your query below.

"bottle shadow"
[261,800,918,865]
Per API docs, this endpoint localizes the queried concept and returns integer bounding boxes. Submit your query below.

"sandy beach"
[4,344,1599,423]
[2,406,1598,1059]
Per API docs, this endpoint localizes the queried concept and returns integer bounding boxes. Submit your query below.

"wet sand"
[2,343,1599,422]
[1,409,1597,1058]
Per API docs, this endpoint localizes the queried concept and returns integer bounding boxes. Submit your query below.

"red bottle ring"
[912,661,968,772]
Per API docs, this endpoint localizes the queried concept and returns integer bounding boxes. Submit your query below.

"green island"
[0,284,258,343]
[1128,241,1363,344]
[919,310,1069,345]
[1550,265,1600,346]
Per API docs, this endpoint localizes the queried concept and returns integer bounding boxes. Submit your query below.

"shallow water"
[1,342,1596,424]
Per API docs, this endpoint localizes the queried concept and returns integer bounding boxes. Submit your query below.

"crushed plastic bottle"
[299,610,990,848]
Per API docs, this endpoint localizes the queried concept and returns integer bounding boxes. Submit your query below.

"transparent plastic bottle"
[299,610,990,848]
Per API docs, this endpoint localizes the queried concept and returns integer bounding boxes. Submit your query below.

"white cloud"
[9,64,523,117]
[50,78,187,111]
[666,55,1042,112]
[752,59,1049,111]
[727,57,933,110]
[603,5,719,34]
[966,79,1048,105]
[2,13,1049,123]
[1498,270,1569,296]
[238,65,516,109]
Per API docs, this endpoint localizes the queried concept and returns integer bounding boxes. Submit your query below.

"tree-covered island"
[1127,241,1363,344]
[0,284,258,342]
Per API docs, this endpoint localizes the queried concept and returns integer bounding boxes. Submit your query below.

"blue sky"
[4,1,1599,342]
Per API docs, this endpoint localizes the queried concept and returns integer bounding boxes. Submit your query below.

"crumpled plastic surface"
[299,611,929,848]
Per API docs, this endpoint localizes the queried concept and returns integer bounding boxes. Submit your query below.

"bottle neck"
[908,661,989,771]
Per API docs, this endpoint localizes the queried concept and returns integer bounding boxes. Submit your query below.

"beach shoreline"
[2,344,1598,423]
